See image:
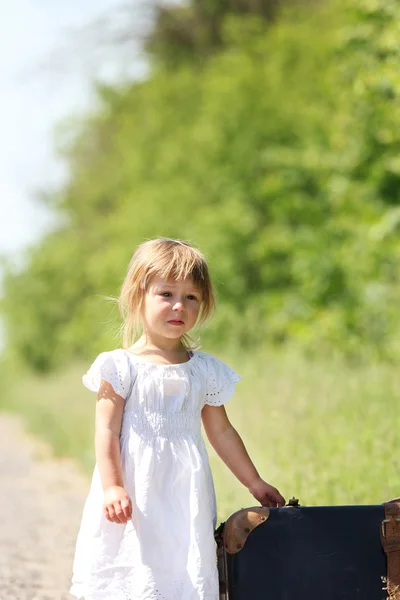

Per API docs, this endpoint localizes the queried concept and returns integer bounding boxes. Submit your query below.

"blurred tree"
[2,0,400,372]
[146,0,322,65]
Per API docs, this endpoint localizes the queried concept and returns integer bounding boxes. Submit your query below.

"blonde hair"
[118,238,215,350]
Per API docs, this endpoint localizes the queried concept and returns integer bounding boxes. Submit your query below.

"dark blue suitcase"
[215,498,400,600]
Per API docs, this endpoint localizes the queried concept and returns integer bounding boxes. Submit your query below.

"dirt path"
[0,413,88,600]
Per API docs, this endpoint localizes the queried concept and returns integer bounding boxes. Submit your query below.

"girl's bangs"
[146,252,207,291]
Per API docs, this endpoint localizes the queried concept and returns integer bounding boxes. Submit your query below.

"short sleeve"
[82,349,135,399]
[204,355,241,407]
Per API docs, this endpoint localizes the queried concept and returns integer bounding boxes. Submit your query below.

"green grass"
[1,347,399,523]
[211,347,400,520]
[0,362,96,473]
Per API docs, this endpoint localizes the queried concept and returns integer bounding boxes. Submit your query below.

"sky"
[0,0,146,272]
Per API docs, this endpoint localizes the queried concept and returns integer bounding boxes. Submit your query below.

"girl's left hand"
[249,477,286,507]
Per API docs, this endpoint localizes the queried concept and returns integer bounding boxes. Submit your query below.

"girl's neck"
[129,337,191,365]
[132,335,185,354]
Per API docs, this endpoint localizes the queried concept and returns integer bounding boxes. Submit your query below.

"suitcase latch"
[287,497,300,507]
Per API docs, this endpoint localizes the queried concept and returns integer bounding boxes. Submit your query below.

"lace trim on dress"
[82,349,135,399]
[202,355,241,407]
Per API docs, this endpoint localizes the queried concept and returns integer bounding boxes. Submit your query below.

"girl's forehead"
[149,275,198,289]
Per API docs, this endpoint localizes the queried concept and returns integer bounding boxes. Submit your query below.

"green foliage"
[146,0,315,66]
[2,0,400,371]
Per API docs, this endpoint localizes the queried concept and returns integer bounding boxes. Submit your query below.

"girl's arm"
[201,404,285,507]
[95,379,132,523]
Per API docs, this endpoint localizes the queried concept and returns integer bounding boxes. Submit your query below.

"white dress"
[70,349,241,600]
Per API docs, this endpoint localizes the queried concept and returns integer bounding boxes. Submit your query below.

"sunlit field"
[1,347,399,523]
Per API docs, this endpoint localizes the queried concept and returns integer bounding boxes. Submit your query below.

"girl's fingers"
[115,500,132,523]
[109,504,124,523]
[113,501,126,523]
[107,505,117,522]
[262,496,282,508]
[104,498,132,523]
[104,506,113,521]
[275,491,286,507]
[121,498,132,520]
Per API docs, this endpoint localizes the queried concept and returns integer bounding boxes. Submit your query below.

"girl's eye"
[160,292,198,300]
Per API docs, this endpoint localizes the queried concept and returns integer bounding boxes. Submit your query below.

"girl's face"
[141,275,202,342]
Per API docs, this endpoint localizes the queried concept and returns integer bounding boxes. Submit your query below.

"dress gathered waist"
[120,410,201,440]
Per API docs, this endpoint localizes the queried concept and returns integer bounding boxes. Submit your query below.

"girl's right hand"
[103,485,132,523]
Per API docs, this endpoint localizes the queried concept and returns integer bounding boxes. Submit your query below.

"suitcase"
[214,498,400,600]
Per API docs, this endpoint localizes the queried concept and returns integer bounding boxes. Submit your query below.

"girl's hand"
[249,477,285,507]
[103,485,132,523]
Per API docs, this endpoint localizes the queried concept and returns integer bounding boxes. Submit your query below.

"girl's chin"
[158,327,186,338]
[166,330,185,338]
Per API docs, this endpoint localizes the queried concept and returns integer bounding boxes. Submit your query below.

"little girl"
[70,237,285,600]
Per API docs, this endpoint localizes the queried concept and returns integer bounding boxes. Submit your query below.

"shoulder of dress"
[193,351,222,364]
[107,348,126,356]
[97,348,131,363]
[192,351,224,373]
[193,350,213,360]
[112,347,137,358]
[89,348,124,361]
[192,350,213,365]
[194,351,240,378]
[106,348,139,373]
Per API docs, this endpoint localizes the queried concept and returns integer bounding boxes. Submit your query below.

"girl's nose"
[173,300,184,311]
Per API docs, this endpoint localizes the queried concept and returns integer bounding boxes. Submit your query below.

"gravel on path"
[0,413,89,600]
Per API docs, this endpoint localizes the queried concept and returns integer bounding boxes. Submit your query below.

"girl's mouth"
[168,320,184,325]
